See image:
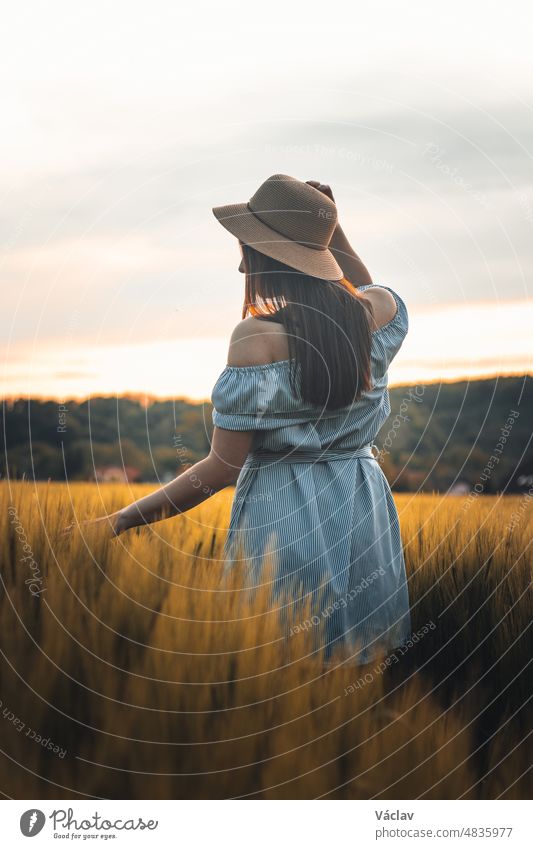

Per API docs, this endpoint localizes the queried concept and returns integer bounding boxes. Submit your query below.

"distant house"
[94,465,141,483]
[516,473,533,489]
[447,481,471,496]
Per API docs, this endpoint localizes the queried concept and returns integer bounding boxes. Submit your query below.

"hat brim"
[212,202,344,282]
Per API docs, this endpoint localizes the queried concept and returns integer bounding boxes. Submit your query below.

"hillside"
[2,376,532,492]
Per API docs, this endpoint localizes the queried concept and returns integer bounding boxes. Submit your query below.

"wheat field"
[0,481,531,799]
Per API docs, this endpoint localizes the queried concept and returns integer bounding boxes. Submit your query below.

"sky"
[1,0,533,401]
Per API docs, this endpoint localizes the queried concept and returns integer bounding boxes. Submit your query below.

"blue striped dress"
[211,284,412,664]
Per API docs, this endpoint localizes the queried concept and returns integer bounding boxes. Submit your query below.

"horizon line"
[3,370,531,407]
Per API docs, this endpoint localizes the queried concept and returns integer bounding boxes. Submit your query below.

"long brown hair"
[240,243,374,410]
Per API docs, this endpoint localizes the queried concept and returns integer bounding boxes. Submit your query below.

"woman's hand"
[61,510,129,540]
[306,180,335,204]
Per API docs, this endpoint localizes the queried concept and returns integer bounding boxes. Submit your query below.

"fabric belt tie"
[244,444,377,467]
[227,444,378,548]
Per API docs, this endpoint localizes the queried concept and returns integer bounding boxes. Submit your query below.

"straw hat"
[212,174,343,281]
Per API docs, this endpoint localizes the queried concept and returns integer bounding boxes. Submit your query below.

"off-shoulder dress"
[210,284,412,663]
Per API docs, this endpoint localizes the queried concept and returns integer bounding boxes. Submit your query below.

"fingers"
[61,515,123,541]
[306,180,335,202]
[319,184,334,201]
[60,518,96,537]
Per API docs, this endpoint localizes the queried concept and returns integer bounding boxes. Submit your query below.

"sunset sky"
[2,0,532,401]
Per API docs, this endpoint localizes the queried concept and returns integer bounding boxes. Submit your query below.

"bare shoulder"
[227,316,289,367]
[361,286,398,330]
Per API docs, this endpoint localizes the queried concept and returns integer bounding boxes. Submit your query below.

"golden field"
[0,481,531,799]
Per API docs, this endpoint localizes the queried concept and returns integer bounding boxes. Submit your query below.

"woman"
[79,174,412,665]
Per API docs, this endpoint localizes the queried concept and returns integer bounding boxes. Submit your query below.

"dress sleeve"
[211,362,307,431]
[360,284,409,368]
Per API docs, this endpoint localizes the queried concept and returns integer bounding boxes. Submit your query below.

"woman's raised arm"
[306,180,373,287]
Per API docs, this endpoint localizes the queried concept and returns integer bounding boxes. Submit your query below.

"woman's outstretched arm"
[118,427,253,530]
[87,427,253,537]
[117,426,253,532]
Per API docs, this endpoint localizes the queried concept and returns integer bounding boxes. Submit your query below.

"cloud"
[2,3,532,395]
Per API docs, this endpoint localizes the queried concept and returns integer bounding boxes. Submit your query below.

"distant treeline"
[2,376,532,492]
